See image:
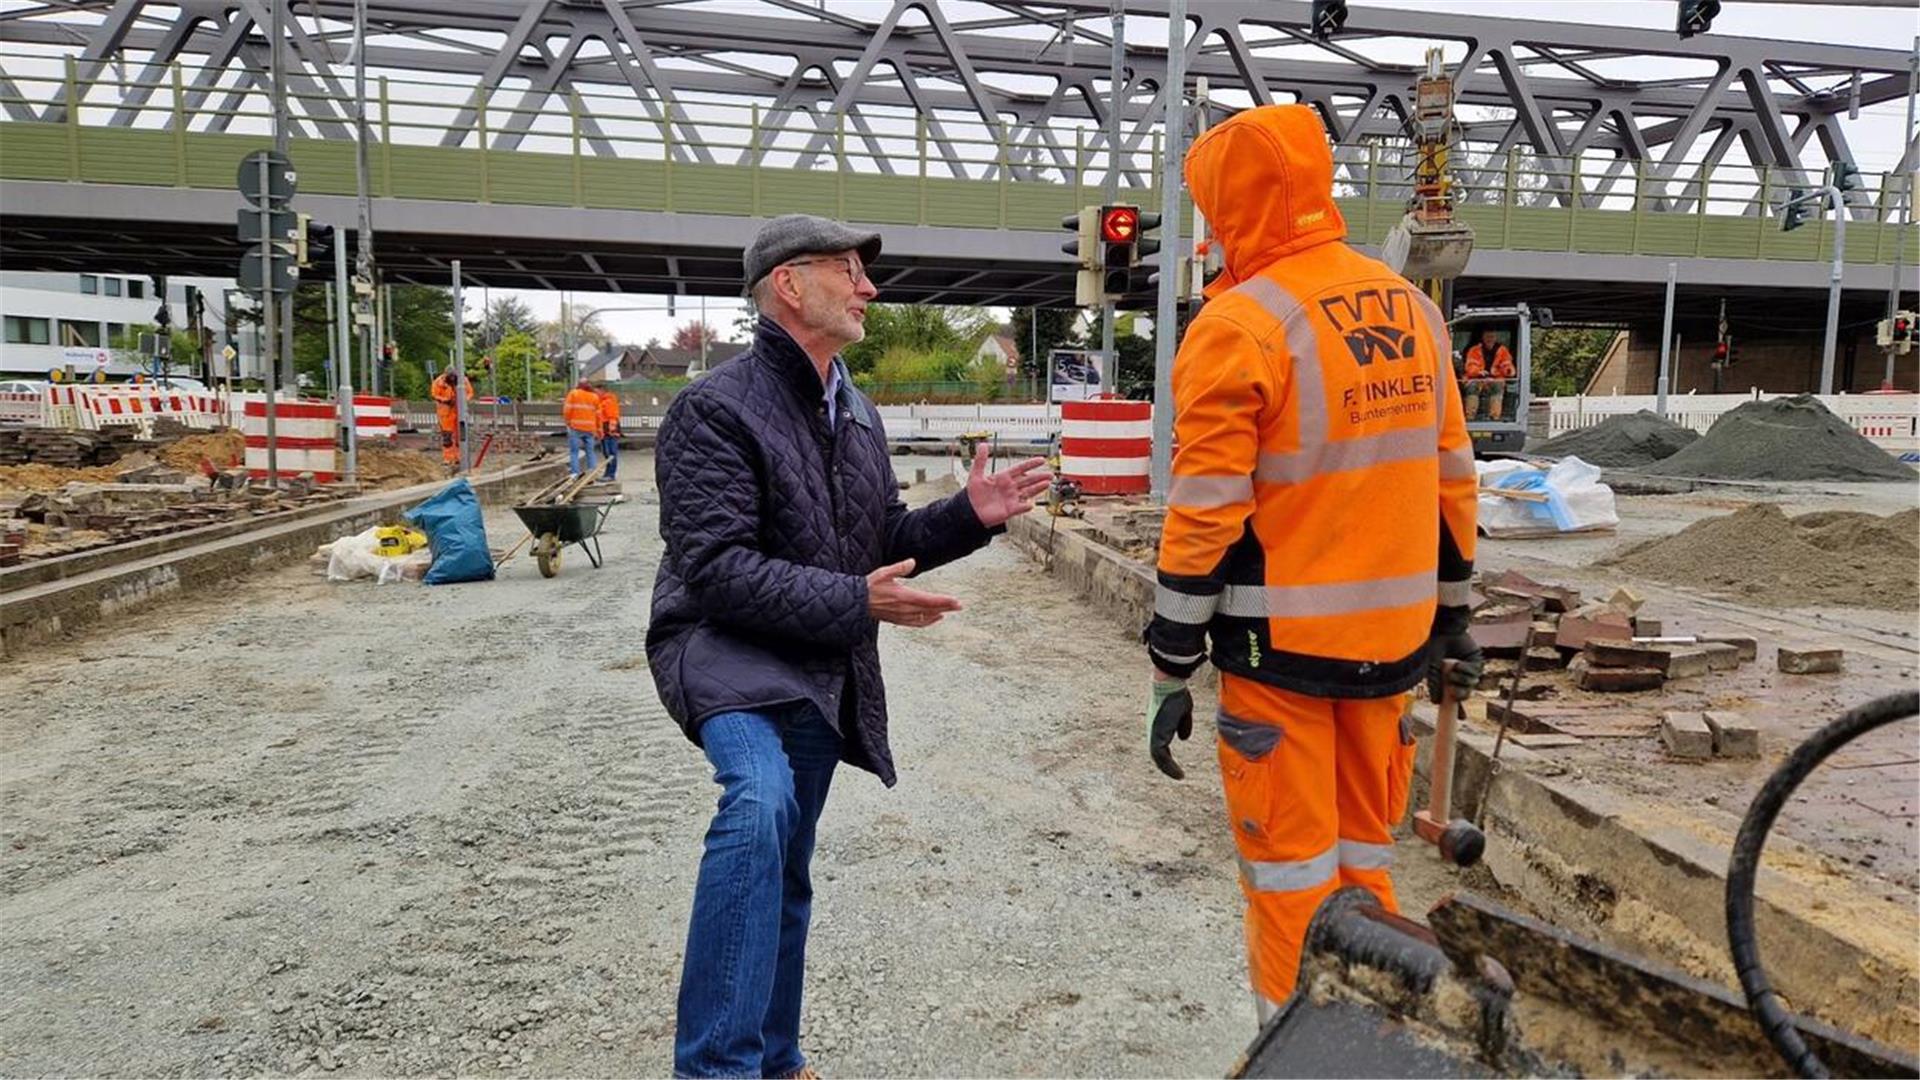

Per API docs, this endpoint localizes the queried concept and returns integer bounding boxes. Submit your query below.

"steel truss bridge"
[0,0,1912,324]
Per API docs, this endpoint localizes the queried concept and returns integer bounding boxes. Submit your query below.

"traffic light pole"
[1150,0,1186,499]
[1886,36,1917,390]
[1100,0,1123,396]
[257,157,280,490]
[1816,183,1845,395]
[334,223,358,484]
[452,260,471,474]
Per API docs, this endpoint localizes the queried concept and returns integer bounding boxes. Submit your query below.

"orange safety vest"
[563,387,602,433]
[1146,103,1478,698]
[597,390,621,434]
[1463,343,1515,380]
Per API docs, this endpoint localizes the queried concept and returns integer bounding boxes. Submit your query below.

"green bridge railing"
[0,53,1910,265]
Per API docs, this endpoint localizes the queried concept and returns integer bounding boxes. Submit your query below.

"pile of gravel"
[1609,504,1919,610]
[1529,410,1699,467]
[1640,395,1913,481]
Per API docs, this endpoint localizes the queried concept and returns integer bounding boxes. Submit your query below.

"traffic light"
[1061,206,1102,306]
[294,214,333,268]
[1099,204,1139,296]
[1676,0,1719,38]
[381,341,396,368]
[1877,310,1916,355]
[1135,211,1162,261]
[1310,0,1347,40]
[1780,189,1814,232]
[1834,162,1861,192]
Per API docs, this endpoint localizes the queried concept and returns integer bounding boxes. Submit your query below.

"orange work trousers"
[1215,673,1416,1016]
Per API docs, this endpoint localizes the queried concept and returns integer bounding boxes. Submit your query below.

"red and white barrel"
[1060,398,1151,495]
[243,399,339,482]
[352,394,397,440]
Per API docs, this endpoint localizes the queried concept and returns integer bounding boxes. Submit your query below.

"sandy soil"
[0,459,1486,1078]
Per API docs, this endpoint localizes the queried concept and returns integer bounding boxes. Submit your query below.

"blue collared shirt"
[824,358,846,428]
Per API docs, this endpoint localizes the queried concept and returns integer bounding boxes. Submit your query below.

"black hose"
[1725,689,1919,1080]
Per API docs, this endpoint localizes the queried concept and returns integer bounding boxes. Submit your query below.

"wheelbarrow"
[511,499,616,578]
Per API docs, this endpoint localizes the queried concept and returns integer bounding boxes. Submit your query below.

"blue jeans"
[601,434,619,479]
[567,428,600,475]
[676,704,841,1078]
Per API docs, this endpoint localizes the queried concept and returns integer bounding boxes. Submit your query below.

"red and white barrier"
[242,399,338,482]
[81,386,223,429]
[352,395,396,440]
[1060,398,1151,495]
[0,391,45,426]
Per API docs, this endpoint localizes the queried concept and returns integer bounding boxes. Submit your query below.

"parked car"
[0,379,49,395]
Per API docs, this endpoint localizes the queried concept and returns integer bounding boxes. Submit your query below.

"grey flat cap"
[743,213,882,289]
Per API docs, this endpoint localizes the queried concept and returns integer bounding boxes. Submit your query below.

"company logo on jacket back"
[1319,286,1434,423]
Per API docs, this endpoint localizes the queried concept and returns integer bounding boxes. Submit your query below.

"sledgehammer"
[1413,660,1486,868]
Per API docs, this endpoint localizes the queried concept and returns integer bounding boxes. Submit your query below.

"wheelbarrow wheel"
[536,533,561,578]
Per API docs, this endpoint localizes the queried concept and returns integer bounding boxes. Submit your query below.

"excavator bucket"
[1382,211,1475,282]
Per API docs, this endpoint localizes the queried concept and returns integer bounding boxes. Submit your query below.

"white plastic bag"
[1476,455,1618,538]
[326,525,430,584]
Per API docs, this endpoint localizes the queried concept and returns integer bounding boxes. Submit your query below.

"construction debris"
[1660,711,1716,759]
[1640,394,1913,481]
[1530,410,1700,467]
[1778,647,1845,675]
[1703,712,1761,758]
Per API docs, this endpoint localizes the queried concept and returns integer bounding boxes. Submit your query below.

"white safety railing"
[1543,391,1919,455]
[876,404,1061,442]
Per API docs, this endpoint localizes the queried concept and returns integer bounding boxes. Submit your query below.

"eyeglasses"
[783,255,869,286]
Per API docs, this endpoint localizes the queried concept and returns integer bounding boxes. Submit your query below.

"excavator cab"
[1447,304,1543,457]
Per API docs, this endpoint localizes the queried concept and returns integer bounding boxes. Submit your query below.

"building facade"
[0,270,259,380]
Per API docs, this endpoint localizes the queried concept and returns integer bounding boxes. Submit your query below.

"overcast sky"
[487,0,1916,349]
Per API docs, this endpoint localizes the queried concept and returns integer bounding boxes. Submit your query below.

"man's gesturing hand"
[964,444,1053,528]
[866,559,963,628]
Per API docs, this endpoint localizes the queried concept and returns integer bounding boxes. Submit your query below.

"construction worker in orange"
[1462,326,1517,421]
[430,367,472,469]
[1142,104,1482,1023]
[563,378,603,477]
[595,385,622,481]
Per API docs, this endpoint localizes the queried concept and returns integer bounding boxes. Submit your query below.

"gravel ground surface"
[0,458,1474,1077]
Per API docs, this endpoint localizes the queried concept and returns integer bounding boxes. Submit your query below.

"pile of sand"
[357,445,447,490]
[1530,410,1699,467]
[0,463,126,495]
[159,429,245,472]
[1640,395,1912,482]
[1609,504,1920,610]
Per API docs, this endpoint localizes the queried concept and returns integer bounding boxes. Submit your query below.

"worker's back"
[1158,104,1476,697]
[564,386,602,432]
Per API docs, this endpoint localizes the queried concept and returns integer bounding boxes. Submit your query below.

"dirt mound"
[356,445,447,490]
[0,463,126,495]
[1608,503,1919,610]
[159,429,245,472]
[1639,395,1912,482]
[1530,410,1699,467]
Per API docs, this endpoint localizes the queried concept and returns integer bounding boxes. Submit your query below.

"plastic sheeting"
[1477,457,1619,538]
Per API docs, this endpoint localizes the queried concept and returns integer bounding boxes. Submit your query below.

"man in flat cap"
[647,213,1050,1077]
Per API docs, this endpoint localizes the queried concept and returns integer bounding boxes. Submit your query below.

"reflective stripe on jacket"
[564,388,603,432]
[1145,104,1478,698]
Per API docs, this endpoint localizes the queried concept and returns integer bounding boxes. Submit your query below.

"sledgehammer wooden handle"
[1415,661,1485,867]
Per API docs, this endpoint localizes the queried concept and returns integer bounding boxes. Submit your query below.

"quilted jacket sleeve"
[657,390,871,649]
[872,409,1000,574]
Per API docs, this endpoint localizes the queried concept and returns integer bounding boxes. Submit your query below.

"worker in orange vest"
[563,378,603,477]
[595,386,622,481]
[1461,327,1517,421]
[1143,104,1482,1019]
[430,368,473,468]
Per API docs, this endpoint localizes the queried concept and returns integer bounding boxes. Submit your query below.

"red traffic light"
[1713,342,1729,361]
[1100,206,1139,244]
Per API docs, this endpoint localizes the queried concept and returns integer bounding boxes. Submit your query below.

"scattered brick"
[1585,640,1665,668]
[1556,611,1634,651]
[1703,712,1761,759]
[1699,642,1742,672]
[1580,665,1664,692]
[1778,647,1844,675]
[1655,645,1715,680]
[1661,711,1715,759]
[1698,634,1759,662]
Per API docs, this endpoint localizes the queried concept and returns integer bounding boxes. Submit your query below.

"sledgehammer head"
[1414,811,1486,868]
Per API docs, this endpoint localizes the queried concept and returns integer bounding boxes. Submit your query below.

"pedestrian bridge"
[0,57,1910,311]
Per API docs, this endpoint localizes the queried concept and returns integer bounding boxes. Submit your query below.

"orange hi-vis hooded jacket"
[597,389,621,435]
[431,371,472,431]
[1464,343,1515,380]
[1145,104,1478,698]
[564,386,603,433]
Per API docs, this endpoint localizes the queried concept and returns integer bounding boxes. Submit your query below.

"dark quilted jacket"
[646,316,998,786]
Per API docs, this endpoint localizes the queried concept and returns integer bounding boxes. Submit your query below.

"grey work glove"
[1426,630,1484,704]
[1149,676,1195,780]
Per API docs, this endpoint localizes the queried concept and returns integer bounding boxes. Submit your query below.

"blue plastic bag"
[404,478,495,585]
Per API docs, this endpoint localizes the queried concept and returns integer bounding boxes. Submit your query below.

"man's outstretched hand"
[965,444,1052,528]
[866,559,963,629]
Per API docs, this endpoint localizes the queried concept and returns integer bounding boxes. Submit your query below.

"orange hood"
[1185,104,1347,298]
